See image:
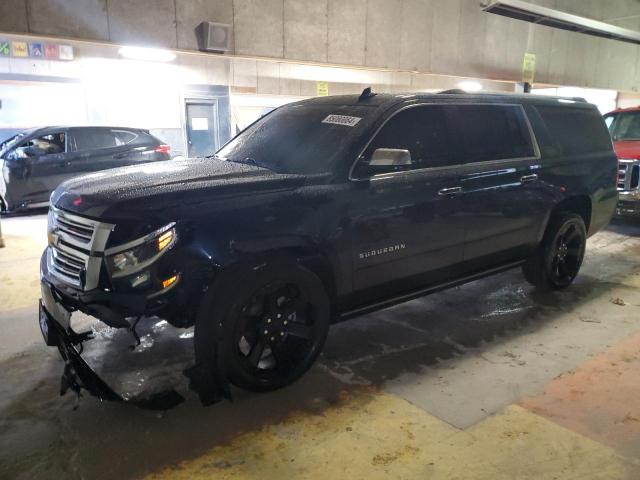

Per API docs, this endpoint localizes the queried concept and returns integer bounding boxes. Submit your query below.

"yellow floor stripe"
[0,234,43,310]
[146,390,638,480]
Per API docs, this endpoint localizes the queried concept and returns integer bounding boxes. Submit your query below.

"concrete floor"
[1,214,640,479]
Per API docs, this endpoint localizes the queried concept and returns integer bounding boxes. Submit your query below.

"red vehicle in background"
[604,107,640,217]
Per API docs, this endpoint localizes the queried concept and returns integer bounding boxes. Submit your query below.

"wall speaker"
[196,22,231,53]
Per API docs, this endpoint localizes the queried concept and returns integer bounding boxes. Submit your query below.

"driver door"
[15,130,68,206]
[348,104,467,297]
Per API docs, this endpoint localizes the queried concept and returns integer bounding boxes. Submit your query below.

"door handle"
[520,174,538,183]
[113,153,127,159]
[438,186,462,196]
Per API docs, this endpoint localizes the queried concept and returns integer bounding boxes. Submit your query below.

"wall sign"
[191,117,209,131]
[44,44,59,59]
[522,52,536,83]
[2,40,73,61]
[58,45,74,60]
[12,41,28,57]
[316,81,329,97]
[28,43,44,58]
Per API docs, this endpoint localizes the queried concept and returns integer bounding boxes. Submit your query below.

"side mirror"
[369,148,412,167]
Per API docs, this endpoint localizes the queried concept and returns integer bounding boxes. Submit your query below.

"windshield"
[217,103,373,175]
[0,133,26,156]
[605,111,640,141]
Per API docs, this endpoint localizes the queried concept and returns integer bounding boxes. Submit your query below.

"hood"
[51,158,307,222]
[613,140,640,160]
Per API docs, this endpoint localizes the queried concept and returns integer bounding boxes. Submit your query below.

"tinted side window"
[535,105,612,156]
[12,132,66,158]
[69,129,118,152]
[360,105,455,174]
[447,105,535,163]
[112,130,138,146]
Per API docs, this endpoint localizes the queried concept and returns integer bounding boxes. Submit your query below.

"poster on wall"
[4,40,72,61]
[44,44,59,60]
[11,41,28,57]
[58,45,74,61]
[28,43,44,58]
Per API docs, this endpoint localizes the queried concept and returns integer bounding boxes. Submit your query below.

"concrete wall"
[2,0,640,91]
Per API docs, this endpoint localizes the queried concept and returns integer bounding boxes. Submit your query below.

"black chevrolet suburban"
[1,126,170,213]
[39,90,617,405]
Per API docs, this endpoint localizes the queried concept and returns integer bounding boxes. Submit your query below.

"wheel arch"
[544,195,593,237]
[240,246,337,303]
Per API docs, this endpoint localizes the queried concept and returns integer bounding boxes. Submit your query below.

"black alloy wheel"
[196,261,330,392]
[234,282,319,380]
[547,221,584,285]
[522,212,587,290]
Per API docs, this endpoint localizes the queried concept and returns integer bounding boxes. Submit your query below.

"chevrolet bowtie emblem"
[47,230,59,247]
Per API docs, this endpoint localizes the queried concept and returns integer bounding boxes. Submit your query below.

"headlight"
[106,223,176,278]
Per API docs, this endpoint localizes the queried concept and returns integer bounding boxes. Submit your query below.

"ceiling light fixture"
[118,46,176,62]
[457,80,483,92]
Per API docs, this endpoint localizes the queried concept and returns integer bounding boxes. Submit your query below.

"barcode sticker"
[322,114,362,127]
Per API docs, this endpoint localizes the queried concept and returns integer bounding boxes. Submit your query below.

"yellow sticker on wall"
[522,52,536,83]
[12,41,28,57]
[317,81,329,97]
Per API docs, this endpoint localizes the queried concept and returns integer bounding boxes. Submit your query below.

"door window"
[446,104,536,163]
[69,129,119,152]
[355,105,455,178]
[536,105,613,155]
[113,130,138,146]
[14,132,66,158]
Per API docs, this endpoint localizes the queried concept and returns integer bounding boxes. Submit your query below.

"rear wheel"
[522,212,586,290]
[195,261,330,392]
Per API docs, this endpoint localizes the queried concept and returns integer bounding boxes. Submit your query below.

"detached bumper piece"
[39,301,121,403]
[39,290,185,410]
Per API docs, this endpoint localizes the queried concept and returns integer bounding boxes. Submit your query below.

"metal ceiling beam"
[481,0,640,45]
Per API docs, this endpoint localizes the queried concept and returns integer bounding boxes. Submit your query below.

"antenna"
[359,87,377,101]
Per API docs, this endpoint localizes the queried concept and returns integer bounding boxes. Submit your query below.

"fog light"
[162,275,178,289]
[130,271,151,288]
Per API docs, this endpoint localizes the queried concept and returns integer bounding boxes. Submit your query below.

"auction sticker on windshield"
[322,114,362,127]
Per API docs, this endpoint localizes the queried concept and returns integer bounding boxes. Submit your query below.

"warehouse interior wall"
[0,31,516,154]
[2,0,640,92]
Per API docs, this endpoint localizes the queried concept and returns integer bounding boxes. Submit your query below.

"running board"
[339,259,526,321]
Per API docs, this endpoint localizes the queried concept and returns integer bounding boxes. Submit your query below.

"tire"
[194,260,330,392]
[522,212,587,291]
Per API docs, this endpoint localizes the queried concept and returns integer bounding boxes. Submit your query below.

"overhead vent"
[481,0,640,45]
[196,22,231,53]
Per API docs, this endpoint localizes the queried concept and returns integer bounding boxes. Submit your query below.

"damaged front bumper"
[39,281,123,403]
[39,279,228,408]
[40,280,187,409]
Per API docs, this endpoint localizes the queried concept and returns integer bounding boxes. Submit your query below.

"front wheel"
[195,261,330,392]
[522,212,587,290]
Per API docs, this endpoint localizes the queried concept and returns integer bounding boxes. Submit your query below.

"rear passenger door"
[67,128,138,176]
[450,103,545,267]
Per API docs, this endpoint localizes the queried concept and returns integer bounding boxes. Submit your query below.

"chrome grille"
[47,207,114,290]
[51,208,97,247]
[618,163,628,189]
[618,159,640,192]
[51,243,87,287]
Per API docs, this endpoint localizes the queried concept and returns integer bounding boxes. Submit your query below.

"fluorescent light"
[118,46,176,62]
[482,0,640,46]
[457,80,483,92]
